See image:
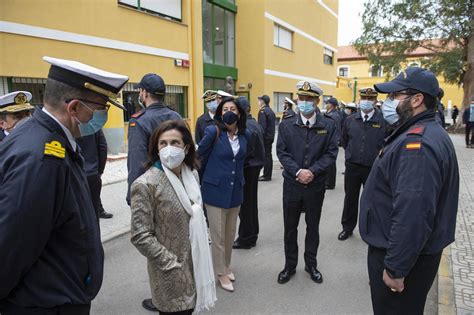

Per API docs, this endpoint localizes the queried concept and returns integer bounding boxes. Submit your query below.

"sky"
[337,0,366,46]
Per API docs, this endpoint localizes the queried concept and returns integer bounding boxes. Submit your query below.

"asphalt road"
[92,149,437,314]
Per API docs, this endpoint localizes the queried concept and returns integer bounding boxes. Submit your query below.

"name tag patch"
[372,124,381,128]
[317,129,327,134]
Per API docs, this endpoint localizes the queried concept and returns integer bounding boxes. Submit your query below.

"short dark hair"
[145,120,199,170]
[148,92,165,103]
[43,78,106,109]
[214,97,247,135]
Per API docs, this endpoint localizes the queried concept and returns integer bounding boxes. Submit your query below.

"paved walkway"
[98,134,474,313]
[449,135,474,314]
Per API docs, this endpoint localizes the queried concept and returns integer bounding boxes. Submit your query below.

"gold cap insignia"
[303,82,311,91]
[14,93,28,105]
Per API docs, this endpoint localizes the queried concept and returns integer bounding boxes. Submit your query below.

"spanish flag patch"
[129,122,136,127]
[406,142,421,150]
[44,141,66,158]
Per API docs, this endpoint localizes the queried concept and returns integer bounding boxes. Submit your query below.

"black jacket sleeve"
[97,130,107,175]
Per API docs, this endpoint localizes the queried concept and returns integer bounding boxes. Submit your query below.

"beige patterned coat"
[131,166,196,313]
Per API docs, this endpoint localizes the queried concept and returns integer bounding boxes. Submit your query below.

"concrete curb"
[438,246,456,314]
[102,226,130,244]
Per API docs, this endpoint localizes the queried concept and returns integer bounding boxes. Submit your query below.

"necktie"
[306,120,310,127]
[364,114,369,123]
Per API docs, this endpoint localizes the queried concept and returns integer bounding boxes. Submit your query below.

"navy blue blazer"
[197,125,251,209]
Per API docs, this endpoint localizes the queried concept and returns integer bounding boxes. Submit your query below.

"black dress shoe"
[142,298,158,312]
[337,230,353,241]
[277,268,296,284]
[233,240,255,249]
[99,210,113,219]
[258,176,271,182]
[305,266,323,283]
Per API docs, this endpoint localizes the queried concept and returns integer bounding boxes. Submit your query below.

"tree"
[354,0,474,107]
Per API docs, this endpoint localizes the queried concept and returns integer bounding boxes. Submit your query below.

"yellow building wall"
[336,59,464,107]
[0,0,189,56]
[0,0,208,152]
[235,0,266,117]
[259,0,338,114]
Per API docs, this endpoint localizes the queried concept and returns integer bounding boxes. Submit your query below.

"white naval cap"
[296,80,324,97]
[284,97,295,106]
[43,56,129,110]
[0,91,34,113]
[346,102,358,109]
[217,90,234,98]
[202,90,218,102]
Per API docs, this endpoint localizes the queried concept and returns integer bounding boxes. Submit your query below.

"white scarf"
[162,164,217,313]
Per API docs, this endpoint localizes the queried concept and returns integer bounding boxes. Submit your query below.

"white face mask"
[159,145,186,169]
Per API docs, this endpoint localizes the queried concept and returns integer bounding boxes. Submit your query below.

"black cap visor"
[374,81,408,94]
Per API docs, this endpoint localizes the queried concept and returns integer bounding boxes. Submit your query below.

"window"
[122,83,188,120]
[273,24,293,50]
[323,48,333,65]
[370,65,384,77]
[118,0,182,21]
[202,0,236,67]
[204,77,227,91]
[11,77,47,107]
[273,92,293,113]
[338,66,349,77]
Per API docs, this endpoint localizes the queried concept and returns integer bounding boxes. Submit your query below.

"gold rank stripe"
[44,141,66,158]
[406,142,421,150]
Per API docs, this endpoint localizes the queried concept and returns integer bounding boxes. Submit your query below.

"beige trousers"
[206,204,240,276]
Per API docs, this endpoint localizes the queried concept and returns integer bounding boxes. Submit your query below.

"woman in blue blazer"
[198,96,251,292]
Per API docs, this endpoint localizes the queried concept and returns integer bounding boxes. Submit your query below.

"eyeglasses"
[65,99,110,111]
[387,92,418,101]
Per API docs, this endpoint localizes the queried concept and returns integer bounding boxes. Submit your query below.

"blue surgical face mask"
[206,100,218,112]
[297,100,315,115]
[381,98,400,125]
[76,102,108,136]
[359,100,374,112]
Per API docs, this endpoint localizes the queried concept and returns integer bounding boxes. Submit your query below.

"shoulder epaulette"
[131,111,144,119]
[407,125,425,136]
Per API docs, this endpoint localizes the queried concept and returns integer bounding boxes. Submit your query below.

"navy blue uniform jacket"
[0,109,104,307]
[127,103,182,203]
[341,109,387,167]
[195,112,215,144]
[359,111,459,278]
[258,106,276,141]
[197,125,251,209]
[77,130,107,176]
[277,112,338,188]
[245,116,265,168]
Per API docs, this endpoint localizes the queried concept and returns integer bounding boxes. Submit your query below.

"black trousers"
[2,303,91,315]
[87,174,102,220]
[262,139,273,179]
[237,166,262,245]
[367,246,442,315]
[283,180,325,270]
[341,162,371,232]
[466,123,474,145]
[325,162,337,188]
